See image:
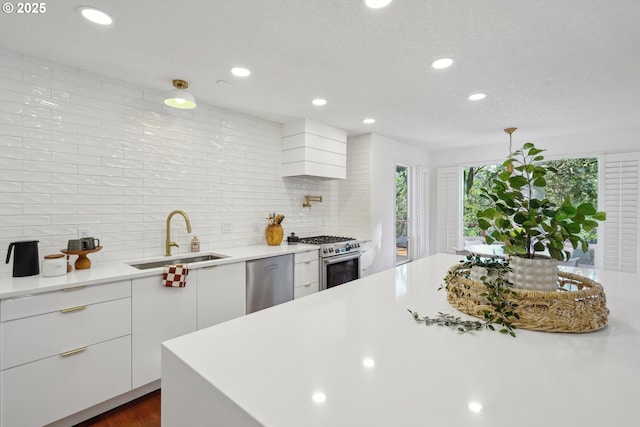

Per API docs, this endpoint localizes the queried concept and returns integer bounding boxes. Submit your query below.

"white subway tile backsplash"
[0,88,23,103]
[77,185,124,196]
[22,116,77,133]
[23,72,78,94]
[22,183,77,196]
[0,205,21,215]
[0,123,50,140]
[51,173,99,185]
[23,204,78,215]
[7,171,51,183]
[78,86,124,104]
[3,215,51,226]
[0,49,345,274]
[0,99,51,118]
[51,194,101,205]
[22,160,77,173]
[52,214,102,225]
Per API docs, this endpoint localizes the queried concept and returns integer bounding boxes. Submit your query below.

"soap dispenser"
[190,235,200,252]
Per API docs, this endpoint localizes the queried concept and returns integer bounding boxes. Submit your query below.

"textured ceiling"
[1,0,639,150]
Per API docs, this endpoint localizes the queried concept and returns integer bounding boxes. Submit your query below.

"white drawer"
[0,279,131,321]
[294,281,319,299]
[1,296,131,370]
[1,335,131,427]
[294,250,318,264]
[295,258,319,287]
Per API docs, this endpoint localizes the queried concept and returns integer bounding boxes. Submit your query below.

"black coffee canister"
[6,240,40,277]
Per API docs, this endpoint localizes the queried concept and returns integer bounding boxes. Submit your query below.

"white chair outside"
[558,257,579,267]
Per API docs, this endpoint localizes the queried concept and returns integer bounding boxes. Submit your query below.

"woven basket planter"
[446,264,609,333]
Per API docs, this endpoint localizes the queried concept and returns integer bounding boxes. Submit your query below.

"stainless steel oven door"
[321,251,361,290]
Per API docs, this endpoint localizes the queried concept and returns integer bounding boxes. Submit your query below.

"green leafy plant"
[476,143,606,260]
[410,256,519,337]
[408,310,485,333]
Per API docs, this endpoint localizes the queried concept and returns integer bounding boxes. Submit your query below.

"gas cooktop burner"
[298,235,356,245]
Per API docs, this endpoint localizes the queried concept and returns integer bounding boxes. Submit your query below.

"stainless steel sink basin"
[128,253,229,270]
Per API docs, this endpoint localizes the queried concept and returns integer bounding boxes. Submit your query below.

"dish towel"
[162,264,189,287]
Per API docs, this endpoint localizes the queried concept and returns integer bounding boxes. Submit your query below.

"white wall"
[0,48,344,274]
[342,133,429,275]
[427,127,640,253]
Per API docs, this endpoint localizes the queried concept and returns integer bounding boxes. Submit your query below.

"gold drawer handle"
[304,261,313,264]
[60,347,87,357]
[304,283,312,287]
[62,285,87,292]
[60,305,87,313]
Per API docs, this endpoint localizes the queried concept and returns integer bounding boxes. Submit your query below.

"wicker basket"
[446,264,609,333]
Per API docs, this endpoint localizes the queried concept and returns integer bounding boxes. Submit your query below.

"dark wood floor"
[73,390,161,427]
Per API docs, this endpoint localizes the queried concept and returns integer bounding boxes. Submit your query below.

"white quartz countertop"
[0,243,318,299]
[162,253,640,426]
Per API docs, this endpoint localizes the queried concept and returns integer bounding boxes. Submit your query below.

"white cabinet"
[0,281,131,427]
[131,274,197,389]
[282,119,347,179]
[360,240,375,277]
[197,262,246,330]
[294,250,319,299]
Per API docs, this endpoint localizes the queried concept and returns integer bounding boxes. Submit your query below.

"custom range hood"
[282,119,346,180]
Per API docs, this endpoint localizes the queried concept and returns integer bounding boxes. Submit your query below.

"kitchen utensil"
[67,239,83,251]
[265,224,284,246]
[287,232,299,245]
[42,254,67,277]
[81,237,100,250]
[5,240,40,277]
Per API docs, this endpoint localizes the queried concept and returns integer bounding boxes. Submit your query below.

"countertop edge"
[0,244,319,299]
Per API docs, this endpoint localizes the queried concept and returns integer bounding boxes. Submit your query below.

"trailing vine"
[410,255,520,337]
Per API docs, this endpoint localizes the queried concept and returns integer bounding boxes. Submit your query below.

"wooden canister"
[265,224,284,246]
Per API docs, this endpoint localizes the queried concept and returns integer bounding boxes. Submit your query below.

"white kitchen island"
[161,253,640,426]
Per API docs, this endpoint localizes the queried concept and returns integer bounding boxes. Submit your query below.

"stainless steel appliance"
[246,254,294,314]
[298,236,361,290]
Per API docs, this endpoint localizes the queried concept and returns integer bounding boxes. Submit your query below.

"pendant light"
[504,127,517,172]
[164,79,197,110]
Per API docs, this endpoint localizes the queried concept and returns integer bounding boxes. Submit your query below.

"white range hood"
[282,119,346,180]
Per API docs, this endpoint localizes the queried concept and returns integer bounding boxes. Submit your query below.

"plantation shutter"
[602,153,640,272]
[414,166,429,259]
[436,167,462,254]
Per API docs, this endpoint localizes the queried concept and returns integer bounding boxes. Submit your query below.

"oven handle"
[323,251,361,265]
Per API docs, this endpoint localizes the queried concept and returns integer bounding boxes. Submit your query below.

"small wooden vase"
[265,224,284,246]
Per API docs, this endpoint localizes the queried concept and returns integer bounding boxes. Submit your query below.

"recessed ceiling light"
[312,392,327,403]
[468,402,483,413]
[431,58,453,69]
[363,118,376,124]
[468,93,487,101]
[312,98,327,106]
[231,67,251,77]
[364,0,393,9]
[77,6,113,25]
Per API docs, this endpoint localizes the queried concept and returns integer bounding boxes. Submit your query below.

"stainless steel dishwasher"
[246,254,294,314]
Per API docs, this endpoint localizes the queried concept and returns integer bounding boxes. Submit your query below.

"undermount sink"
[128,253,229,270]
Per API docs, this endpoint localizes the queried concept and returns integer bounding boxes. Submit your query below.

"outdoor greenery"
[396,165,408,238]
[464,156,600,243]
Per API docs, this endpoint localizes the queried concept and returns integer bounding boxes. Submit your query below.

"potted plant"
[476,142,606,290]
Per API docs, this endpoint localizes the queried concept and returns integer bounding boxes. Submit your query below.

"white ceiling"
[2,0,639,151]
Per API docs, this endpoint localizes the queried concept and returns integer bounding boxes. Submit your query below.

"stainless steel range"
[298,235,361,290]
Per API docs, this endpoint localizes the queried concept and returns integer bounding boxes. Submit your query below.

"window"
[438,151,640,272]
[462,157,600,266]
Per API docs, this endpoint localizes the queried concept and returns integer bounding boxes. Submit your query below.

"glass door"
[396,164,409,265]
